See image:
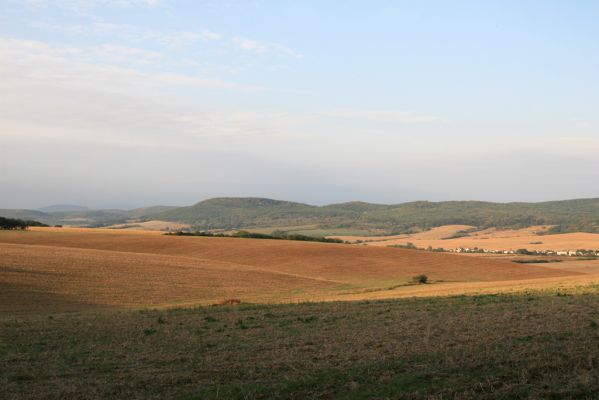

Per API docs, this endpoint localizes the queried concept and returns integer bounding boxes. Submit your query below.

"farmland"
[333,225,599,254]
[3,228,599,399]
[5,287,599,399]
[1,227,596,314]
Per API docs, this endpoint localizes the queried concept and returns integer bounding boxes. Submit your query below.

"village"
[447,247,599,257]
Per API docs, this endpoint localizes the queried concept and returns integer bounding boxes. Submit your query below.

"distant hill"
[127,206,179,219]
[154,198,322,229]
[38,204,89,213]
[2,197,599,234]
[0,209,56,224]
[154,197,599,234]
[0,205,177,228]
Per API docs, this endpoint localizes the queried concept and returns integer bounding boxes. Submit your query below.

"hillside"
[2,197,599,233]
[154,197,322,229]
[127,205,178,219]
[0,209,57,224]
[38,204,89,213]
[155,197,599,234]
[0,206,177,228]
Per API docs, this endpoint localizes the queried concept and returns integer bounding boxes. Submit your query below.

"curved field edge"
[3,286,599,399]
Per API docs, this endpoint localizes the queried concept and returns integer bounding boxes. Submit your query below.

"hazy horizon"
[2,1,598,209]
[3,194,599,212]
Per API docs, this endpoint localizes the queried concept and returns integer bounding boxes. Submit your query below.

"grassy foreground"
[3,288,599,399]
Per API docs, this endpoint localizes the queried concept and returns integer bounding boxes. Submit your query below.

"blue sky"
[1,0,598,208]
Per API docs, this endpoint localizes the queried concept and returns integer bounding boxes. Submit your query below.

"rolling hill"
[38,204,89,213]
[2,197,599,233]
[0,227,581,313]
[154,197,599,234]
[0,205,177,228]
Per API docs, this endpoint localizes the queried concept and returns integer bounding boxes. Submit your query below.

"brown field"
[102,220,191,231]
[333,225,599,252]
[2,227,599,314]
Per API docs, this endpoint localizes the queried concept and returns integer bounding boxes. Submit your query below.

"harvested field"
[102,220,190,231]
[29,226,164,235]
[334,225,599,252]
[0,227,595,314]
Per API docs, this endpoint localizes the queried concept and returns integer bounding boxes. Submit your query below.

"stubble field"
[1,227,594,314]
[333,225,599,252]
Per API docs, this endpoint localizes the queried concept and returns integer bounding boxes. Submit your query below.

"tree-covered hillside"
[154,197,599,234]
[3,198,599,234]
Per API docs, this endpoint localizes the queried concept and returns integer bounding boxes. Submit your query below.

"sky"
[1,0,598,209]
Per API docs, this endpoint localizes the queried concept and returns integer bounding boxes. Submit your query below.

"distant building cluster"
[447,247,599,257]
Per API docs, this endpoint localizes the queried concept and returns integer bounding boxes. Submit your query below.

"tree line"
[0,216,48,230]
[166,230,345,243]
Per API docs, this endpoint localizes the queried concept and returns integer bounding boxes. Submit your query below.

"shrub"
[412,274,428,284]
[143,328,157,336]
[218,298,242,305]
[297,316,318,323]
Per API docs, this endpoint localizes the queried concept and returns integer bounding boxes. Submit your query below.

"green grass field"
[4,287,599,399]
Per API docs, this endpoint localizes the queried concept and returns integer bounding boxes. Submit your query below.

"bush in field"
[412,274,428,284]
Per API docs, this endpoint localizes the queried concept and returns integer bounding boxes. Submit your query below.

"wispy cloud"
[29,20,300,58]
[0,37,261,91]
[232,36,303,58]
[28,21,222,47]
[28,17,303,62]
[81,44,164,65]
[201,30,222,41]
[323,109,447,124]
[0,37,294,156]
[233,36,268,54]
[22,0,162,9]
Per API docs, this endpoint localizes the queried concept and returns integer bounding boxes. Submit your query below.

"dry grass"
[0,228,587,314]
